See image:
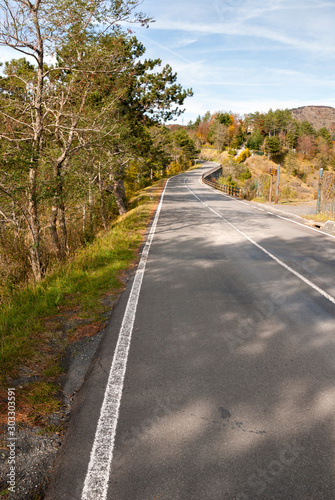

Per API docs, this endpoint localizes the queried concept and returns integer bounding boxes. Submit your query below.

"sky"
[1,0,335,124]
[129,0,335,123]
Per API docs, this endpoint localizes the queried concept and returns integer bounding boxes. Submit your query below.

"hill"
[200,148,316,202]
[290,105,335,134]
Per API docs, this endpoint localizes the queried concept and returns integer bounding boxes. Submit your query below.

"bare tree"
[0,0,151,278]
[296,135,316,159]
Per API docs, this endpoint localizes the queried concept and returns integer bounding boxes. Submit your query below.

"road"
[46,162,335,500]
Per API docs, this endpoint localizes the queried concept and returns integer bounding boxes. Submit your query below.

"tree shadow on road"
[110,220,335,500]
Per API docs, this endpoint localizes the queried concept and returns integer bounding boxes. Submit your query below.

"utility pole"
[274,165,280,204]
[316,168,324,214]
[269,168,277,202]
[269,173,273,202]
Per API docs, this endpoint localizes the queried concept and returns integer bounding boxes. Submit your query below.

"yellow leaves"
[236,148,251,163]
[228,124,235,139]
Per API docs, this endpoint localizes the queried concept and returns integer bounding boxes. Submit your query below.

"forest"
[187,108,335,203]
[0,0,197,301]
[188,108,335,166]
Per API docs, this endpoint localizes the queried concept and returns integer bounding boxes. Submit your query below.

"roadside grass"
[188,163,204,171]
[0,180,165,426]
[303,213,335,222]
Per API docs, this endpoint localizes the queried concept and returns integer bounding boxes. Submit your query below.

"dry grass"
[199,148,229,164]
[244,155,315,201]
[0,180,165,426]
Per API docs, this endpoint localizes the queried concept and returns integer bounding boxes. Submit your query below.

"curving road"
[46,162,335,500]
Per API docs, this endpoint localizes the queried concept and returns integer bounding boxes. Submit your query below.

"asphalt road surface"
[46,162,335,500]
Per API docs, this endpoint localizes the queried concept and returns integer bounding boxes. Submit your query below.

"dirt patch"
[0,184,163,499]
[0,278,131,498]
[67,321,106,343]
[0,427,62,500]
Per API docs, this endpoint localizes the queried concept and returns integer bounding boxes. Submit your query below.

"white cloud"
[170,36,199,49]
[146,20,335,54]
[140,0,335,55]
[171,95,335,124]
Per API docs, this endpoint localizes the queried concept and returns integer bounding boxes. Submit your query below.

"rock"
[322,220,335,235]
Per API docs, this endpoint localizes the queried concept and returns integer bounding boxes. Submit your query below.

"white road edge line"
[187,178,335,305]
[274,214,335,240]
[199,176,335,240]
[81,180,169,500]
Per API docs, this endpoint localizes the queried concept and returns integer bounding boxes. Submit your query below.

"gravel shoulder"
[0,269,136,499]
[0,332,105,499]
[259,199,318,218]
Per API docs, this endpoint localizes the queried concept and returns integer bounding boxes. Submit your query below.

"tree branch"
[0,184,35,241]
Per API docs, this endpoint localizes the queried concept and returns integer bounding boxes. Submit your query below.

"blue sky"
[130,0,335,123]
[1,0,335,124]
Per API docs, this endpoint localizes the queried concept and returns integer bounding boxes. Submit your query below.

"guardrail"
[202,166,242,199]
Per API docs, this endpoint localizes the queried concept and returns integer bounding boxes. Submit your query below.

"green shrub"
[239,168,252,181]
[218,174,237,187]
[228,149,237,156]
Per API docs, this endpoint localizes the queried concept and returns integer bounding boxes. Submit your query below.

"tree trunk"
[49,163,68,259]
[88,177,94,230]
[59,197,69,257]
[82,203,86,232]
[28,11,44,281]
[98,166,107,231]
[28,166,43,281]
[113,179,127,215]
[49,204,61,257]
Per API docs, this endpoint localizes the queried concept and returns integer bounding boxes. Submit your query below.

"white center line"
[81,180,169,500]
[200,175,335,239]
[186,178,335,306]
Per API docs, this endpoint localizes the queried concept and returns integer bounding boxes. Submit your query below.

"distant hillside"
[291,105,335,134]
